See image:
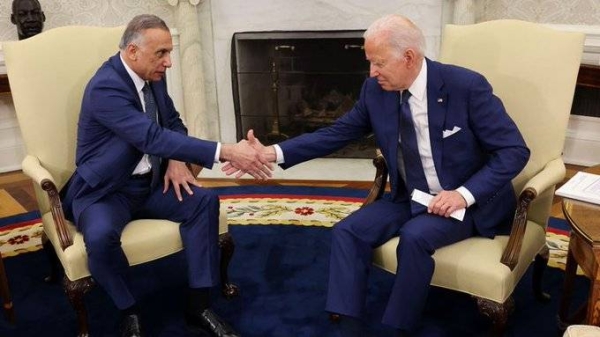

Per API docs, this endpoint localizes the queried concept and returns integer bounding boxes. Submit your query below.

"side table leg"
[0,256,15,323]
[558,241,579,328]
[587,248,600,324]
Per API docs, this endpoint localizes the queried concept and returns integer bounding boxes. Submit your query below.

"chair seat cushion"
[373,220,546,303]
[43,206,229,281]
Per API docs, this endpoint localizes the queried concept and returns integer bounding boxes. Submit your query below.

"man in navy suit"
[232,14,530,336]
[60,14,270,337]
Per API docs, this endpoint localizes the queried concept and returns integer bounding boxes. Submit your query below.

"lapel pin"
[437,98,444,103]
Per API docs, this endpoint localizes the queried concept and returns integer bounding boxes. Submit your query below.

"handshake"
[219,129,277,180]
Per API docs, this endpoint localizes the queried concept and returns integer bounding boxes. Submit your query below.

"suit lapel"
[111,54,168,125]
[426,59,448,176]
[380,90,400,177]
[372,88,402,195]
[110,54,144,111]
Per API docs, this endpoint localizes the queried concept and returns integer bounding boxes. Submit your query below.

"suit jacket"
[277,59,530,237]
[61,53,218,224]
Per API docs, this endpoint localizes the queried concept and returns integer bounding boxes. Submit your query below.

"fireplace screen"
[231,30,376,158]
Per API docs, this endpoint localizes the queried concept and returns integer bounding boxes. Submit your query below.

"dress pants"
[77,175,220,309]
[325,198,475,332]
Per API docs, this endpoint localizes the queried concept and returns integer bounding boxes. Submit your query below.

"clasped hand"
[427,190,467,218]
[221,130,275,179]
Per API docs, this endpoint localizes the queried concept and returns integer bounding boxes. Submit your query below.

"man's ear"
[404,49,417,67]
[41,12,46,23]
[125,44,138,61]
[10,14,16,25]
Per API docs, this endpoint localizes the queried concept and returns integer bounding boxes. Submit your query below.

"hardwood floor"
[0,163,588,220]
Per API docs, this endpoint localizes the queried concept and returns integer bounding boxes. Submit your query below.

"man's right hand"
[221,130,276,179]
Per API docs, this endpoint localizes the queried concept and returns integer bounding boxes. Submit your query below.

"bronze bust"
[11,0,45,40]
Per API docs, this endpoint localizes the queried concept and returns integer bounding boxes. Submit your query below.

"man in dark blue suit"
[60,14,271,337]
[232,14,530,336]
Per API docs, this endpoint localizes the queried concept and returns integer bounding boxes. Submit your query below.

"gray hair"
[119,14,169,50]
[363,14,426,59]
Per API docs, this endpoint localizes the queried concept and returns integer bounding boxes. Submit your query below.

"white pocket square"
[442,126,462,138]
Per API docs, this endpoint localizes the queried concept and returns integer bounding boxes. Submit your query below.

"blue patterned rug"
[0,186,587,336]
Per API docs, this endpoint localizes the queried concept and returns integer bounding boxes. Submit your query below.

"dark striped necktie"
[398,90,429,215]
[142,82,161,189]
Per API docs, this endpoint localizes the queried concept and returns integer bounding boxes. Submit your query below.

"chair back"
[3,26,124,213]
[439,20,584,225]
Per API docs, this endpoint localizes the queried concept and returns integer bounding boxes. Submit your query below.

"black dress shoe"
[119,313,143,337]
[185,308,240,337]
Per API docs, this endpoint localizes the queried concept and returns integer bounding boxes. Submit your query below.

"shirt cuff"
[273,144,284,164]
[456,186,475,207]
[214,142,221,163]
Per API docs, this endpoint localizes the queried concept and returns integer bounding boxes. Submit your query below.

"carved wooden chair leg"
[41,234,61,284]
[218,233,239,298]
[0,255,15,324]
[64,277,95,337]
[533,246,551,301]
[476,296,514,336]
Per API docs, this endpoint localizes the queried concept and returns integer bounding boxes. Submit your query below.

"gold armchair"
[3,26,237,337]
[369,20,584,334]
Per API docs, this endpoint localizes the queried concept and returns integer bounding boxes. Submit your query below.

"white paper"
[411,189,466,221]
[555,171,600,205]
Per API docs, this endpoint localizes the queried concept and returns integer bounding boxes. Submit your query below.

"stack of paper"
[555,171,600,205]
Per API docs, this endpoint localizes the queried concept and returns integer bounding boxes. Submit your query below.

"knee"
[188,187,219,208]
[398,227,434,254]
[83,229,121,257]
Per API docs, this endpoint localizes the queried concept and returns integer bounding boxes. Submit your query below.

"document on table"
[411,189,466,221]
[555,171,600,205]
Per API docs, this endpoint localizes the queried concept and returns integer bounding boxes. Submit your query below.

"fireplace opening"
[231,30,376,158]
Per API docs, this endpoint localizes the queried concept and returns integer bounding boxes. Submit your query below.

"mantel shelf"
[0,64,598,94]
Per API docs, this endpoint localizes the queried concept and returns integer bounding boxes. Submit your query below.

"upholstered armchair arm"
[363,151,388,207]
[500,157,566,270]
[21,155,74,250]
[521,157,566,195]
[22,155,55,185]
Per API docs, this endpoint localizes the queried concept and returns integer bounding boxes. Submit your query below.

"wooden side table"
[558,165,600,327]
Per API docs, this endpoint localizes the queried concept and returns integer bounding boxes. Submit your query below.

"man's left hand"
[428,190,467,218]
[163,159,203,201]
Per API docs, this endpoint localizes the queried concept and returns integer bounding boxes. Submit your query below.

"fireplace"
[231,30,375,158]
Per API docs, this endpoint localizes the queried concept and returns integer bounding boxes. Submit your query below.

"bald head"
[11,0,45,40]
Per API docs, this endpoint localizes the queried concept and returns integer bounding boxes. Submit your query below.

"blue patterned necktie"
[398,90,429,215]
[142,82,161,189]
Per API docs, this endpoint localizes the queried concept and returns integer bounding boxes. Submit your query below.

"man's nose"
[369,65,379,77]
[164,56,172,68]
